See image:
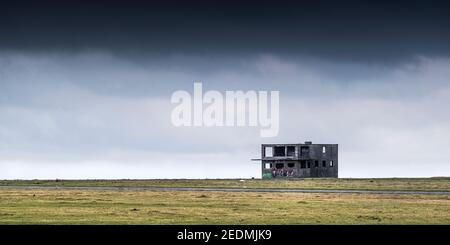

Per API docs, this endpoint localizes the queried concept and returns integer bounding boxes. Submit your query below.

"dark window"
[274,146,286,157]
[322,160,326,167]
[314,160,319,167]
[307,161,311,168]
[300,146,310,156]
[287,146,295,156]
[300,161,306,169]
[287,163,295,168]
[275,163,284,169]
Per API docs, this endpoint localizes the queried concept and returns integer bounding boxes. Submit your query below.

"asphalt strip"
[0,185,449,195]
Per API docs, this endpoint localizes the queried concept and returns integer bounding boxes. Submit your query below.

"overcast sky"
[1,1,450,178]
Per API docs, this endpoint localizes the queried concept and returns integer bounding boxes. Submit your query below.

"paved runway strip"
[1,185,449,195]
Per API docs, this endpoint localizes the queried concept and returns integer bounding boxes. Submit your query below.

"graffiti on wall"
[270,168,298,177]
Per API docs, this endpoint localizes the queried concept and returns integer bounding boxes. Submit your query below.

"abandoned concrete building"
[256,141,338,179]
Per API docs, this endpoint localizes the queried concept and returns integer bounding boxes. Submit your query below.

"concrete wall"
[261,143,338,179]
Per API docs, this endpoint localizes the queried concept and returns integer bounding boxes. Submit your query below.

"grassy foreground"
[0,188,449,224]
[1,178,450,191]
[1,179,449,224]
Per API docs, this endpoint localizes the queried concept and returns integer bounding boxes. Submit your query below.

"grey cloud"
[1,52,450,178]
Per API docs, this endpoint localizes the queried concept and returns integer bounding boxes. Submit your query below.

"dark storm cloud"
[1,0,450,62]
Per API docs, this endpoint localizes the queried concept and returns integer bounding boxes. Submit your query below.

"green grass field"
[0,178,449,224]
[1,177,450,191]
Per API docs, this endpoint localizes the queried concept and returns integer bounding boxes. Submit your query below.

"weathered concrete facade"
[259,141,338,179]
